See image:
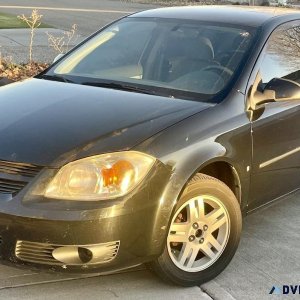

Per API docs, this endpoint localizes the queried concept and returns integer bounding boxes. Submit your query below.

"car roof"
[130,6,300,27]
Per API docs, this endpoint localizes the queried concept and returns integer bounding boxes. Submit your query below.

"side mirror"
[53,53,64,63]
[247,72,300,110]
[265,77,300,101]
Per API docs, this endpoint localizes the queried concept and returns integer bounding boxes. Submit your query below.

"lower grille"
[16,240,58,265]
[16,240,120,266]
[0,178,27,195]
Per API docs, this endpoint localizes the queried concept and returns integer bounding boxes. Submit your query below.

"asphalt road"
[0,0,158,63]
[0,191,298,300]
[0,0,158,36]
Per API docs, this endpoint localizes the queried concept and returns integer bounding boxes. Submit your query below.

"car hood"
[0,79,212,167]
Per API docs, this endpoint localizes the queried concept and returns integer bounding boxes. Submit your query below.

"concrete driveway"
[0,191,298,300]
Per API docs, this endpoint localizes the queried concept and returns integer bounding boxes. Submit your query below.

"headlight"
[45,151,155,201]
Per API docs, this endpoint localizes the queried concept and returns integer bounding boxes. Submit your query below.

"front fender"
[134,100,251,256]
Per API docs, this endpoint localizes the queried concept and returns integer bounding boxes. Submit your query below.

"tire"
[149,174,242,286]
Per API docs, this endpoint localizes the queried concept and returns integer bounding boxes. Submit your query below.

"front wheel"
[150,174,242,286]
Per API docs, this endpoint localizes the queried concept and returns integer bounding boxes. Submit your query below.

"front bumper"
[0,161,173,272]
[0,209,157,272]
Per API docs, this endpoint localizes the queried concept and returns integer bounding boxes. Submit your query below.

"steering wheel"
[200,65,233,83]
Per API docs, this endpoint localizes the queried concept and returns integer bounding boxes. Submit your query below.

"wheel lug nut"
[203,225,208,231]
[189,235,195,242]
[192,223,199,229]
[199,238,204,244]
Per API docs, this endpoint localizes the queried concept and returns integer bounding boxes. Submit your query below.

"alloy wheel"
[167,195,230,272]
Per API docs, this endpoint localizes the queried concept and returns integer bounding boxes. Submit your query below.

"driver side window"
[260,22,300,86]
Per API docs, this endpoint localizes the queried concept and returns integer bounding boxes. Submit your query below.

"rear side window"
[260,22,300,85]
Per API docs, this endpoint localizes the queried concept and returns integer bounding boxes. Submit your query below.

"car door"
[248,21,300,211]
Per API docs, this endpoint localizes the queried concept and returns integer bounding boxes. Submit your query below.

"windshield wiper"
[37,74,74,83]
[81,81,157,95]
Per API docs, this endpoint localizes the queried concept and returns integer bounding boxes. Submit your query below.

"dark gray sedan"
[0,6,299,286]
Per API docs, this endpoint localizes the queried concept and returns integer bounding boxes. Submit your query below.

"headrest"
[164,35,214,61]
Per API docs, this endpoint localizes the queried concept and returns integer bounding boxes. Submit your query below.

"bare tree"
[267,26,300,74]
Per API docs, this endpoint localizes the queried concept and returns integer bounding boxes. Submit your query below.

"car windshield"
[45,17,256,103]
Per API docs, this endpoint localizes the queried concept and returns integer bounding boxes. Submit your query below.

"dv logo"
[269,286,281,295]
[270,285,300,295]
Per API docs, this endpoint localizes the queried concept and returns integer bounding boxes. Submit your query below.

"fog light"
[78,247,93,263]
[52,246,84,264]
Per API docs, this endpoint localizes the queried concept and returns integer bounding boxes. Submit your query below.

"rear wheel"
[150,174,242,286]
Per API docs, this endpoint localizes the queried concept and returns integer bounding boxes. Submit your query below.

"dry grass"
[0,9,76,82]
[17,9,43,64]
[47,24,78,54]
